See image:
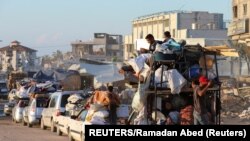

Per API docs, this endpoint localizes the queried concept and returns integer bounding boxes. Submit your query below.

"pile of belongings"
[36,81,56,93]
[85,91,111,125]
[152,111,180,125]
[16,85,30,98]
[180,105,194,125]
[85,104,109,125]
[66,94,84,116]
[33,69,82,91]
[155,39,183,54]
[154,68,187,94]
[119,88,136,104]
[121,53,151,84]
[14,80,57,99]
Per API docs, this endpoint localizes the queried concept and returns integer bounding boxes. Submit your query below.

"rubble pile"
[221,88,250,119]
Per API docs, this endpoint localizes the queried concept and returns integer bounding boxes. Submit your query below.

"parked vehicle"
[56,114,71,136]
[12,98,29,123]
[68,109,88,141]
[8,89,17,101]
[4,101,16,116]
[22,96,48,127]
[0,81,8,99]
[40,90,83,132]
[56,91,92,137]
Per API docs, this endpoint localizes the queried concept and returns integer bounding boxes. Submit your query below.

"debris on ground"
[221,86,250,122]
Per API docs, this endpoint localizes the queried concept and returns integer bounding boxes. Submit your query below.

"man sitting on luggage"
[163,31,175,43]
[145,34,162,53]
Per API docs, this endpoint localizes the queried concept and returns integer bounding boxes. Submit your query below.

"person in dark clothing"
[145,34,161,53]
[192,76,212,125]
[107,85,120,125]
[163,31,175,43]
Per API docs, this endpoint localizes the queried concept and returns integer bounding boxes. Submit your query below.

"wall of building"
[125,11,227,60]
[178,12,224,30]
[131,11,225,42]
[229,0,250,42]
[187,29,228,39]
[217,57,250,76]
[124,35,134,61]
[72,33,123,62]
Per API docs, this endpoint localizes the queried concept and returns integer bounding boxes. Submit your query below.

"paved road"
[0,116,68,141]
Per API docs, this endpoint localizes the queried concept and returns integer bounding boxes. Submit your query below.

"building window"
[233,6,238,18]
[165,19,170,27]
[244,4,247,15]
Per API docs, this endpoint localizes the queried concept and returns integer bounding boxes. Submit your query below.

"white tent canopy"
[69,63,124,83]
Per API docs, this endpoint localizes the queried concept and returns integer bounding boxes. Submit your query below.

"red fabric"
[199,76,209,85]
[180,105,194,125]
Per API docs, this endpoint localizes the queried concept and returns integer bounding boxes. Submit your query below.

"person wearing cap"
[192,76,212,125]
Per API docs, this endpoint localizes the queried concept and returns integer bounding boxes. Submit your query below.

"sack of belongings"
[180,105,194,125]
[119,88,136,104]
[155,39,182,54]
[132,74,151,112]
[154,67,169,88]
[152,111,166,125]
[85,104,109,125]
[165,69,187,94]
[66,94,84,116]
[127,54,152,74]
[133,106,148,125]
[16,86,29,98]
[116,104,130,118]
[68,94,83,104]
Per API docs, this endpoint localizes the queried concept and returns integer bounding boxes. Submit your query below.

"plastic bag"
[133,106,148,125]
[67,94,83,104]
[128,54,151,73]
[165,69,187,94]
[131,73,151,112]
[117,104,130,118]
[154,67,168,88]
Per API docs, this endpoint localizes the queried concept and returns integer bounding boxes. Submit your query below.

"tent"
[33,70,54,82]
[33,69,80,82]
[69,63,124,83]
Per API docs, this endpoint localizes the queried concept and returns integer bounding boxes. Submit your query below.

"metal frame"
[147,46,221,125]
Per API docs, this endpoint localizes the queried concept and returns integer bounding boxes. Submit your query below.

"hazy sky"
[0,0,231,56]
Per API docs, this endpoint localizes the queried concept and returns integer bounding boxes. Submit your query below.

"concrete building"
[228,0,250,42]
[124,11,228,60]
[71,33,123,62]
[0,41,37,72]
